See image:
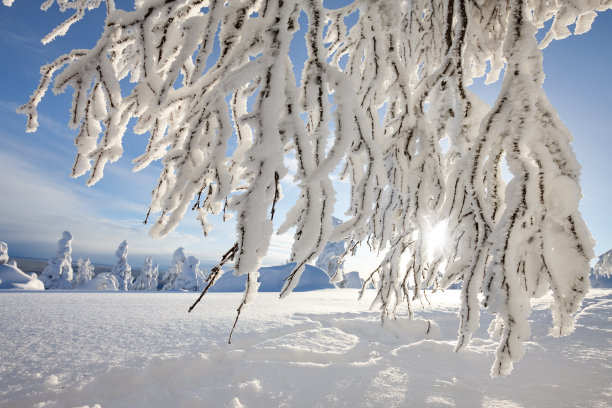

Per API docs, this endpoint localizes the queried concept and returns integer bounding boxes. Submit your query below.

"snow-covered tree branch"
[8,0,610,375]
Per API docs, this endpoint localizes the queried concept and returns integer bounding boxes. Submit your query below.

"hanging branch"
[7,0,609,375]
[188,242,238,313]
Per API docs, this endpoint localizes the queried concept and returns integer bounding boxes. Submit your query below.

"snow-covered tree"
[0,242,9,265]
[111,240,132,291]
[40,231,74,290]
[82,273,119,291]
[172,255,206,291]
[132,256,158,291]
[316,217,346,285]
[75,257,95,288]
[162,247,186,291]
[593,249,612,278]
[8,0,609,375]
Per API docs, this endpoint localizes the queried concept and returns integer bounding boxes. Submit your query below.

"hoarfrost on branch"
[9,0,609,375]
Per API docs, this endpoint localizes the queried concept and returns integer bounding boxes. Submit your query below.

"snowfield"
[1,289,611,408]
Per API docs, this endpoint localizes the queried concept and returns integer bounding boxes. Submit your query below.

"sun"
[422,218,449,261]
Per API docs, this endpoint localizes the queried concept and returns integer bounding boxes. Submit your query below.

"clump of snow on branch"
[40,231,74,290]
[111,240,132,290]
[8,0,611,375]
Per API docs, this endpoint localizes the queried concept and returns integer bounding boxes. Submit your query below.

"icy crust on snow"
[1,290,611,408]
[210,263,335,292]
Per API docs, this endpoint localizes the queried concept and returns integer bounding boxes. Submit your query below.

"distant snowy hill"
[591,249,612,288]
[210,263,335,292]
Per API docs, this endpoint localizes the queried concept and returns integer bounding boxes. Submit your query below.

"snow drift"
[0,263,44,290]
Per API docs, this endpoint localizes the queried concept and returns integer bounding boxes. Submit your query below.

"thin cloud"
[0,142,229,266]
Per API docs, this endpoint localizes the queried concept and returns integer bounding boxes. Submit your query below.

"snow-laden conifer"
[111,240,132,291]
[8,0,610,374]
[132,256,158,291]
[162,247,186,291]
[173,255,206,291]
[0,242,8,265]
[593,250,612,278]
[75,257,95,288]
[40,231,74,290]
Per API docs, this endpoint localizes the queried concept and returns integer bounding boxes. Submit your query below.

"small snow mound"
[0,263,44,290]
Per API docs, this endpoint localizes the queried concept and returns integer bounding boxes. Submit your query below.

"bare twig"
[188,242,238,313]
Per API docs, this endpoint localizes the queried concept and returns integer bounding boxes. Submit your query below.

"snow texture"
[7,0,612,374]
[0,289,611,407]
[39,231,74,290]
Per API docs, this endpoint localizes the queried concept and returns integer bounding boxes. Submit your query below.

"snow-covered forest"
[0,230,355,292]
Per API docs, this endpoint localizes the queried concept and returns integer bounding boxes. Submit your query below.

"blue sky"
[0,2,610,270]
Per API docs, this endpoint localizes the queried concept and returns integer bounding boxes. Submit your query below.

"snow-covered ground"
[1,289,611,408]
